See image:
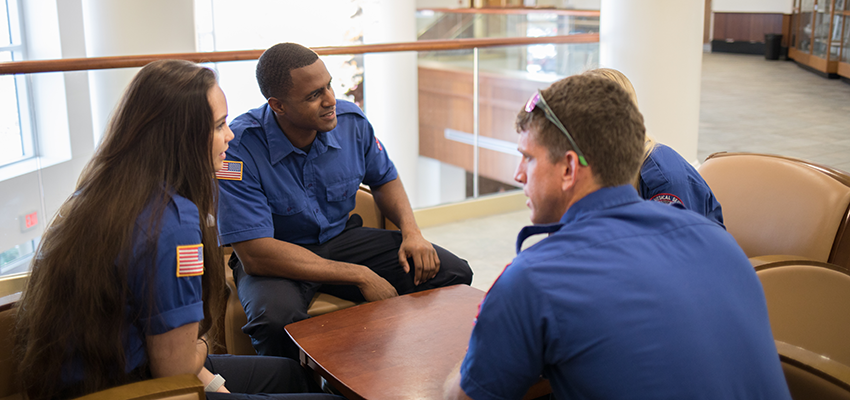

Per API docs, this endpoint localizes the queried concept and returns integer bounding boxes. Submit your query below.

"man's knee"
[241,301,308,336]
[234,269,312,339]
[434,245,473,286]
[442,257,474,285]
[240,301,308,358]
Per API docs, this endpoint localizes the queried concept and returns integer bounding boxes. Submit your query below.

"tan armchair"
[777,340,850,400]
[71,374,204,400]
[755,259,850,366]
[222,187,388,355]
[698,152,850,268]
[754,259,850,399]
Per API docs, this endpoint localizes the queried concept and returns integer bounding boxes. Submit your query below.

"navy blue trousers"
[204,354,342,399]
[231,214,473,358]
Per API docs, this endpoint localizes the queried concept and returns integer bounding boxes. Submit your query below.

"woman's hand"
[197,366,230,393]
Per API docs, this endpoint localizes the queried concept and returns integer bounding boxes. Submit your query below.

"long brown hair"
[15,60,225,399]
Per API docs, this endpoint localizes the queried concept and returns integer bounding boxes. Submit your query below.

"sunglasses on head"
[524,90,588,166]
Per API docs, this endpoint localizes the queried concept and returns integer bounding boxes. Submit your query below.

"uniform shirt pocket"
[326,177,361,203]
[269,192,306,216]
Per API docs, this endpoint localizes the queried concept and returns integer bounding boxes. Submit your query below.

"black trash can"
[765,34,782,60]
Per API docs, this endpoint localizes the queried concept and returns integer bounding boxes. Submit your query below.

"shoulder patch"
[375,136,383,151]
[650,193,684,206]
[216,161,243,181]
[176,244,204,277]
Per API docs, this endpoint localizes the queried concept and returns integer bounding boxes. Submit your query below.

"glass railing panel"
[0,167,44,279]
[417,11,480,41]
[416,10,599,41]
[0,40,599,231]
[1,67,95,281]
[416,48,478,207]
[416,10,445,37]
[417,42,599,207]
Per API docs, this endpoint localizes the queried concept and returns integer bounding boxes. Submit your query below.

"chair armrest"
[776,340,850,392]
[354,186,394,230]
[0,273,27,300]
[749,255,820,268]
[72,374,204,400]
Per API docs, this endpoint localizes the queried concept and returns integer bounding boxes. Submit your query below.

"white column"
[417,156,466,208]
[82,0,196,144]
[600,0,704,163]
[417,157,443,207]
[361,0,420,206]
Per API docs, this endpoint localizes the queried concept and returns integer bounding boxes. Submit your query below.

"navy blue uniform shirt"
[461,185,789,400]
[218,100,397,246]
[639,144,724,227]
[62,194,204,384]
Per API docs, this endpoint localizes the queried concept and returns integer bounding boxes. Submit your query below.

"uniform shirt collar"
[262,104,342,165]
[515,185,642,254]
[560,184,642,225]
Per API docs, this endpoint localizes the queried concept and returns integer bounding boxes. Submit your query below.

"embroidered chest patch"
[176,244,204,277]
[216,161,243,181]
[650,193,684,206]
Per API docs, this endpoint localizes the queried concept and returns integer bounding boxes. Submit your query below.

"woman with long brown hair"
[15,60,341,400]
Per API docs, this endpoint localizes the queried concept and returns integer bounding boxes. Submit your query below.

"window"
[0,238,38,276]
[0,0,34,168]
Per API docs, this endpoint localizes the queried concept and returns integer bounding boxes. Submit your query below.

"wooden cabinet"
[789,0,850,79]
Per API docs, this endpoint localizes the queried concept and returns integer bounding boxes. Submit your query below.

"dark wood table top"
[285,285,550,400]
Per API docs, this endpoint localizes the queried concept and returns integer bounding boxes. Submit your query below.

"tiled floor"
[423,52,850,292]
[698,53,850,171]
[422,209,538,291]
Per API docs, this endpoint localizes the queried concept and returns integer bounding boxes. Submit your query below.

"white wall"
[713,0,792,14]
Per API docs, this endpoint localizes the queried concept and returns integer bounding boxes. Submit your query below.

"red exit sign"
[20,211,38,232]
[25,211,38,228]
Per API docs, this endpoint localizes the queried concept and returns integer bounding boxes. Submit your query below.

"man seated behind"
[444,74,790,399]
[218,43,472,358]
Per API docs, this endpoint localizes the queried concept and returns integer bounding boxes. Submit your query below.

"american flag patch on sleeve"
[176,244,204,277]
[216,161,243,181]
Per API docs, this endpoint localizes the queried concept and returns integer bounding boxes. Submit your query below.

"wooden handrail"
[0,34,598,75]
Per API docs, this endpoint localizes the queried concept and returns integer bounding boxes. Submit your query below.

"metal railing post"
[472,46,480,199]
